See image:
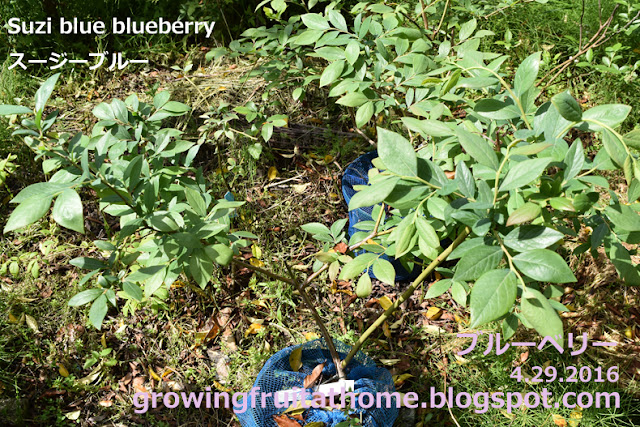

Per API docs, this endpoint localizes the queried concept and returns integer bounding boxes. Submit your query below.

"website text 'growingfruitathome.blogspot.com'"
[131,387,620,414]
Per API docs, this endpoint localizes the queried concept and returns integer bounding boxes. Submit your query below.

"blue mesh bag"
[342,151,419,281]
[236,339,399,427]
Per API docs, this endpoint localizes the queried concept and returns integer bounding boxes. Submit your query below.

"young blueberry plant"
[307,54,640,366]
[0,73,249,329]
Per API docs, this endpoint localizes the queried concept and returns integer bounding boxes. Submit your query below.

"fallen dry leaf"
[244,323,264,337]
[303,362,325,389]
[553,414,568,426]
[58,364,70,377]
[268,166,278,181]
[426,307,443,320]
[273,414,301,426]
[25,314,39,333]
[334,242,348,254]
[289,347,302,372]
[378,296,393,310]
[304,332,319,341]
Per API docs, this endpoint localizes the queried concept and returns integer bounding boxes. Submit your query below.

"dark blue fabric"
[235,339,399,427]
[342,151,419,281]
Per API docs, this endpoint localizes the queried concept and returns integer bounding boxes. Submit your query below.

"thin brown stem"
[536,4,639,92]
[232,258,296,285]
[284,264,347,380]
[419,0,429,30]
[579,0,585,49]
[432,0,450,39]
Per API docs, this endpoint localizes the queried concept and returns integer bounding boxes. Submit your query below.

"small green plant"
[83,347,118,370]
[0,154,18,196]
[199,100,288,162]
[0,73,250,330]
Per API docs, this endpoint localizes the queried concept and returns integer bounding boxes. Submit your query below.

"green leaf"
[454,245,503,281]
[623,129,640,150]
[455,161,475,198]
[502,313,519,340]
[456,128,499,170]
[609,242,640,286]
[514,52,541,95]
[355,273,372,298]
[89,294,108,329]
[345,41,360,65]
[511,142,552,156]
[294,29,324,45]
[162,101,190,114]
[262,123,274,142]
[474,99,521,120]
[563,140,584,182]
[582,105,631,131]
[189,249,214,288]
[328,10,347,31]
[185,187,207,217]
[52,189,84,233]
[301,222,331,235]
[301,13,329,30]
[348,176,399,210]
[499,158,550,191]
[11,183,70,204]
[148,212,180,232]
[340,253,377,280]
[35,73,61,114]
[4,196,52,233]
[68,289,102,307]
[506,202,541,226]
[111,99,129,122]
[628,180,640,203]
[521,288,564,346]
[551,91,582,122]
[401,118,454,138]
[469,269,517,328]
[123,282,143,301]
[153,91,171,109]
[549,197,575,212]
[337,92,369,107]
[70,257,108,270]
[574,192,599,212]
[204,244,233,266]
[458,18,477,42]
[395,220,417,257]
[601,129,627,168]
[320,60,345,87]
[503,226,564,252]
[451,281,468,306]
[377,128,417,177]
[372,259,395,285]
[449,237,484,259]
[425,279,452,298]
[92,103,114,121]
[415,217,439,248]
[605,204,640,231]
[355,102,374,128]
[0,105,33,116]
[143,267,166,297]
[513,249,576,283]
